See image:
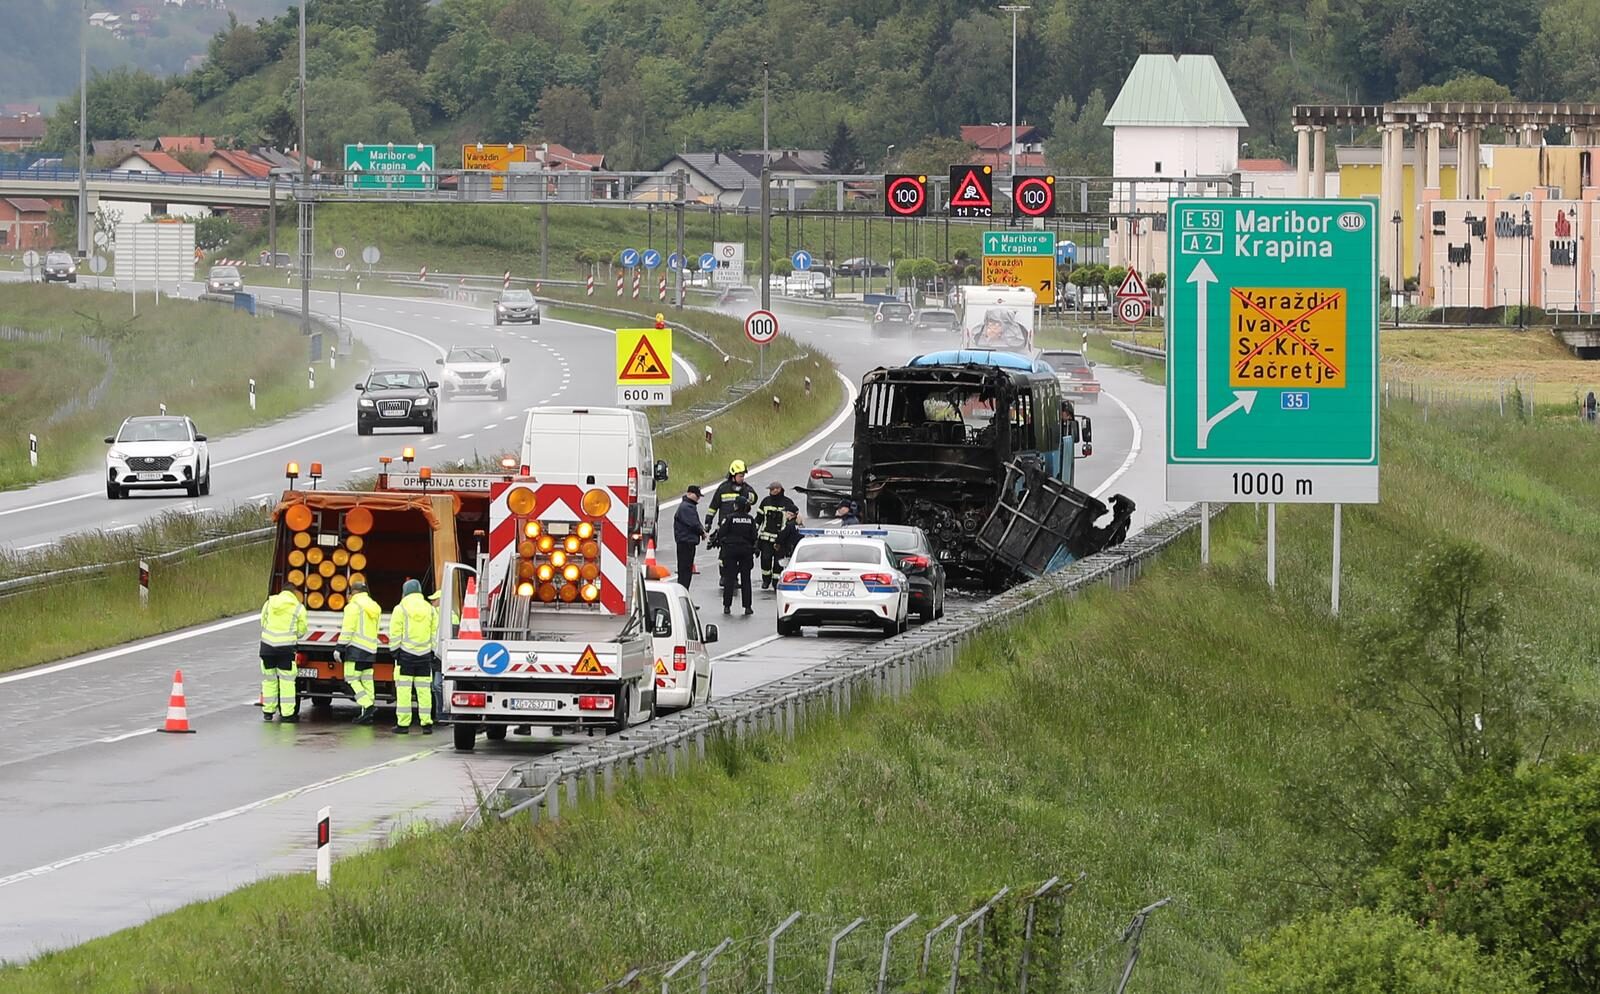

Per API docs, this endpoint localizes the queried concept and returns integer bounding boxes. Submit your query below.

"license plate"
[818,581,855,597]
[297,667,319,679]
[136,472,164,481]
[504,698,559,712]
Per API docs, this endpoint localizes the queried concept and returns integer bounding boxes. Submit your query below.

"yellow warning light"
[327,593,346,610]
[580,540,600,560]
[287,569,306,586]
[307,591,325,609]
[563,563,580,582]
[330,574,349,592]
[287,549,307,568]
[551,550,567,568]
[559,583,579,603]
[575,521,594,540]
[349,572,366,586]
[518,560,536,580]
[537,534,555,553]
[537,563,554,582]
[523,521,541,539]
[580,583,601,603]
[318,560,336,578]
[306,573,324,591]
[350,553,368,570]
[402,447,415,462]
[580,562,600,581]
[331,548,350,567]
[306,547,324,565]
[518,539,536,559]
[516,581,535,598]
[538,582,557,602]
[564,535,581,554]
[581,488,611,517]
[507,486,536,516]
[293,532,312,550]
[346,535,365,552]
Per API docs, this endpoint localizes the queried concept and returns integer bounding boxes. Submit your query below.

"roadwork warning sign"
[1228,287,1345,388]
[615,327,673,384]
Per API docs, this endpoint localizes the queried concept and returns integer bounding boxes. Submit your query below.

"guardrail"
[468,502,1213,827]
[0,521,274,600]
[1108,339,1167,360]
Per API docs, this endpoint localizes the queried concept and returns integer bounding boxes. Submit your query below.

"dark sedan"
[872,301,914,332]
[356,367,440,435]
[875,524,946,622]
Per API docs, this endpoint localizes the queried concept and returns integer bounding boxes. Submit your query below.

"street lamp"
[1391,210,1402,328]
[999,4,1030,183]
[77,0,88,261]
[297,0,311,338]
[1463,212,1477,325]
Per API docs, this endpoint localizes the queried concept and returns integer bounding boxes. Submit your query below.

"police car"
[775,529,910,638]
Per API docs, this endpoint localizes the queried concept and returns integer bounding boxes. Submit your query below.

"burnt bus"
[849,350,1133,589]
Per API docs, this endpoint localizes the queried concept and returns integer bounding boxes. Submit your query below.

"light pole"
[999,5,1030,186]
[298,0,311,338]
[77,0,88,261]
[761,61,770,166]
[1391,210,1402,328]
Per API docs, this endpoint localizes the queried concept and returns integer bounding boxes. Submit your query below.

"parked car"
[258,250,292,268]
[803,441,854,518]
[42,251,76,283]
[1038,349,1102,404]
[355,367,439,435]
[914,307,959,332]
[838,258,888,278]
[871,301,915,332]
[206,265,243,294]
[1076,286,1110,312]
[717,285,757,306]
[493,288,540,325]
[873,524,947,622]
[776,531,909,638]
[436,345,511,401]
[644,579,717,712]
[104,415,210,499]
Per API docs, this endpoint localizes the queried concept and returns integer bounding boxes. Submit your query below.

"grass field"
[0,284,362,486]
[9,395,1600,990]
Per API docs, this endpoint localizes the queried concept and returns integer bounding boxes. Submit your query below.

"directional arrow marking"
[1189,259,1258,450]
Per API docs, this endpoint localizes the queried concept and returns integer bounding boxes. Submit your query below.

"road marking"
[712,633,781,661]
[16,541,53,551]
[246,493,272,503]
[1090,387,1143,500]
[105,524,136,533]
[503,415,518,422]
[350,465,373,474]
[480,423,497,430]
[98,726,158,744]
[457,433,474,440]
[0,750,438,890]
[0,615,259,685]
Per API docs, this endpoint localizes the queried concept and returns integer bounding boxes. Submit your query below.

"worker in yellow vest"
[388,578,438,734]
[337,580,382,725]
[259,588,308,723]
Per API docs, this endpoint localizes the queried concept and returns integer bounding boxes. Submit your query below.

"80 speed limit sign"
[1117,297,1148,324]
[744,309,779,344]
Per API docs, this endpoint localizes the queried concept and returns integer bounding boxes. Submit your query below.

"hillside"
[33,0,1593,172]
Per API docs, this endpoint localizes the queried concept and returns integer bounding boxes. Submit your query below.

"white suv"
[644,579,717,712]
[105,415,211,499]
[436,345,511,401]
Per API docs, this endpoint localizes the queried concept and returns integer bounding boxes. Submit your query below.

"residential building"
[644,151,767,208]
[1237,157,1341,199]
[0,115,46,152]
[532,142,607,171]
[112,150,195,175]
[958,124,1045,175]
[2,104,42,117]
[202,148,272,180]
[155,135,218,156]
[0,198,57,251]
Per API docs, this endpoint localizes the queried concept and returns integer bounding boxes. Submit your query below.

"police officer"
[387,579,438,734]
[704,459,759,531]
[259,588,308,723]
[756,481,799,590]
[716,496,758,616]
[337,580,381,725]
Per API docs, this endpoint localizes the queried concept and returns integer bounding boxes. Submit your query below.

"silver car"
[494,288,540,325]
[805,441,854,518]
[436,345,510,401]
[206,265,243,294]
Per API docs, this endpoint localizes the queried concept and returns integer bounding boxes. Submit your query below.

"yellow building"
[1337,146,1460,280]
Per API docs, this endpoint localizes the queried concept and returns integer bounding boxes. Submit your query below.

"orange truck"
[266,468,503,710]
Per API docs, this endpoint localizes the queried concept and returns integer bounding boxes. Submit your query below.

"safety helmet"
[729,459,747,475]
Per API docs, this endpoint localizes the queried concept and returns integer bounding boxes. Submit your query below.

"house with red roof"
[958,123,1045,175]
[112,150,195,175]
[202,148,273,180]
[0,198,57,251]
[154,135,218,156]
[0,114,46,152]
[532,142,607,171]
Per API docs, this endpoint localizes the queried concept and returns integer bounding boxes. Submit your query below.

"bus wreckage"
[834,351,1134,589]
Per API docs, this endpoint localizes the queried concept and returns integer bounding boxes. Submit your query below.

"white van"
[519,406,669,540]
[644,579,717,711]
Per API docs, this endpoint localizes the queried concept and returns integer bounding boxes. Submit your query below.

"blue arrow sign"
[1056,240,1077,263]
[791,249,813,271]
[642,249,662,269]
[699,252,716,270]
[476,641,510,675]
[620,248,641,268]
[667,252,685,271]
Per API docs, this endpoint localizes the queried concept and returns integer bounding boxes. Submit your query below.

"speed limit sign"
[744,309,779,345]
[1117,297,1148,325]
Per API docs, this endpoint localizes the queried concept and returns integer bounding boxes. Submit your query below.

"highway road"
[0,284,1172,962]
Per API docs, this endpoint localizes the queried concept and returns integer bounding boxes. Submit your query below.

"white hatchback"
[775,530,909,638]
[104,415,211,499]
[644,579,717,712]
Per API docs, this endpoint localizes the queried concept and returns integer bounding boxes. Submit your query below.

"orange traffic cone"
[645,539,669,580]
[159,669,196,734]
[458,577,482,640]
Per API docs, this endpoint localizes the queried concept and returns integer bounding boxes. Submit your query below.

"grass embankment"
[10,397,1600,988]
[1381,326,1600,406]
[0,284,362,486]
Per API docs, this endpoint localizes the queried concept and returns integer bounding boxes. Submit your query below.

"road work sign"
[1166,198,1378,504]
[980,256,1055,306]
[615,327,673,406]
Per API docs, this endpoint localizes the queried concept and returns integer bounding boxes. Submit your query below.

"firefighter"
[388,579,437,734]
[259,588,308,723]
[756,481,799,590]
[704,459,758,530]
[337,580,381,725]
[716,496,758,616]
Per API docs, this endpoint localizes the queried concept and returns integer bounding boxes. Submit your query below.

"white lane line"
[457,433,474,440]
[713,633,781,661]
[105,524,136,533]
[97,726,158,744]
[246,493,272,502]
[480,423,497,430]
[0,750,438,889]
[503,415,518,422]
[1090,388,1142,499]
[428,443,446,450]
[0,615,258,685]
[350,466,373,474]
[16,541,53,551]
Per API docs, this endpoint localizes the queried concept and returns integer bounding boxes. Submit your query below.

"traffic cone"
[458,577,482,640]
[159,669,196,734]
[645,539,669,580]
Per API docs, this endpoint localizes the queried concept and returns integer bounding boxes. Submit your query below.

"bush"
[1234,908,1535,994]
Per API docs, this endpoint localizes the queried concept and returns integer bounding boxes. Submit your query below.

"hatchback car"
[803,441,854,518]
[874,524,946,622]
[1039,349,1102,404]
[355,367,439,435]
[872,301,914,332]
[436,345,510,401]
[42,251,76,283]
[206,265,243,295]
[776,531,909,638]
[644,579,718,713]
[104,415,210,499]
[914,307,959,333]
[494,288,540,325]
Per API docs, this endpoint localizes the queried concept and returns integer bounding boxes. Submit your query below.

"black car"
[355,367,439,435]
[42,251,77,283]
[872,301,914,332]
[875,524,946,622]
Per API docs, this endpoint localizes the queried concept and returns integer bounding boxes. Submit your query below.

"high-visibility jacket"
[339,592,382,654]
[260,590,308,647]
[388,591,438,656]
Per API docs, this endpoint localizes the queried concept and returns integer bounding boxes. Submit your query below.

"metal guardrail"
[468,503,1213,828]
[1108,339,1167,360]
[0,525,274,600]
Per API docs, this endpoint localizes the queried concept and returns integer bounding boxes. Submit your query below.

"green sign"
[1166,197,1379,504]
[982,231,1055,256]
[344,143,435,190]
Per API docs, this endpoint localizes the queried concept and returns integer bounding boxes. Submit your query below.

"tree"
[536,85,596,150]
[824,121,862,173]
[1234,908,1535,994]
[1368,757,1600,993]
[1403,73,1515,102]
[150,88,198,135]
[369,52,428,125]
[377,0,431,69]
[210,18,269,82]
[774,259,794,276]
[195,215,241,252]
[1045,90,1112,195]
